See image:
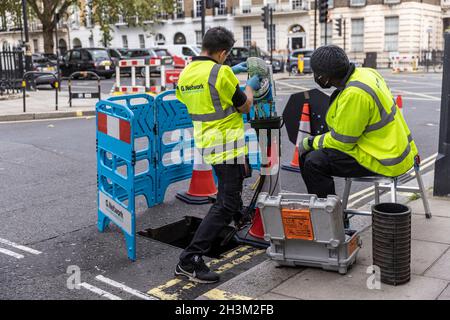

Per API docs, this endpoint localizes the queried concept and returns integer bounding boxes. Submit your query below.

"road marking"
[201,288,253,300]
[95,275,158,300]
[276,80,309,91]
[147,246,263,300]
[0,237,42,255]
[80,282,122,300]
[391,88,441,101]
[0,247,24,259]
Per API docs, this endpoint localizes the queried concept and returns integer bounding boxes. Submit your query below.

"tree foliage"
[1,0,174,52]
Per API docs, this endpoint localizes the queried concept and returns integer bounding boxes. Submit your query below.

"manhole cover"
[138,216,240,259]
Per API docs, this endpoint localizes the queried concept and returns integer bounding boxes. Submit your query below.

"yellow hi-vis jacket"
[176,58,247,165]
[312,67,418,177]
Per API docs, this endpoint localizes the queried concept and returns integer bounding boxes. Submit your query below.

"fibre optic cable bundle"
[247,57,272,101]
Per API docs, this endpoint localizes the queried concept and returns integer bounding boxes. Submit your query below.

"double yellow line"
[147,246,264,300]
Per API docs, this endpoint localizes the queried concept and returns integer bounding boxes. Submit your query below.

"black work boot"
[175,255,220,284]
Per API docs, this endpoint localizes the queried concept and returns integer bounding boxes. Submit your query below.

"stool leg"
[342,178,352,229]
[415,165,432,218]
[374,182,380,205]
[342,178,352,209]
[390,179,398,203]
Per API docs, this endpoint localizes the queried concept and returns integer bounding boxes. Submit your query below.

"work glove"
[298,136,313,156]
[246,75,262,91]
[231,62,248,74]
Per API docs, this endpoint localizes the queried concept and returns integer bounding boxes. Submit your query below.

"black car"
[225,46,284,73]
[60,48,114,79]
[107,48,128,74]
[30,54,58,88]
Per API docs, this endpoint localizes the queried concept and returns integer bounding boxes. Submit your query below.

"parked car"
[60,48,114,79]
[121,48,173,76]
[159,44,200,68]
[225,46,284,73]
[30,53,58,88]
[40,53,58,65]
[287,49,314,74]
[107,48,128,66]
[261,50,285,73]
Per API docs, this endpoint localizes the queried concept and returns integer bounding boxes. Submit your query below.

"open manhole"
[138,216,240,259]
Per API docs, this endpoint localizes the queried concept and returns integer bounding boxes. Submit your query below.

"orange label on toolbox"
[348,236,358,256]
[281,209,314,240]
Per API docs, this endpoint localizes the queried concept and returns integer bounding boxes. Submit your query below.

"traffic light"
[335,18,342,37]
[261,5,269,29]
[319,0,328,24]
[206,0,220,9]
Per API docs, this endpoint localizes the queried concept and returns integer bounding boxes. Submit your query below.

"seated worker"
[174,27,261,283]
[298,45,418,198]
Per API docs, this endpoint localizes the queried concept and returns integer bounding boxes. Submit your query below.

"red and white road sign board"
[97,112,131,144]
[165,69,182,84]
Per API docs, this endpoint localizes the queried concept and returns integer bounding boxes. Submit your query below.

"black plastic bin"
[372,203,411,286]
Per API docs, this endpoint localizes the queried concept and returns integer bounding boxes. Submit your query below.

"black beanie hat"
[310,45,350,79]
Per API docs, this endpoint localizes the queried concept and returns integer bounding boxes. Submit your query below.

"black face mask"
[314,74,332,89]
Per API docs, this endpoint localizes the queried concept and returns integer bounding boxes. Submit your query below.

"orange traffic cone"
[282,102,311,172]
[396,95,403,115]
[176,162,217,204]
[249,208,265,239]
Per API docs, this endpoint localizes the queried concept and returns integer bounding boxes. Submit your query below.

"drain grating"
[138,216,240,259]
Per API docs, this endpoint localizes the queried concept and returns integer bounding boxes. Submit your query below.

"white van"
[160,45,201,66]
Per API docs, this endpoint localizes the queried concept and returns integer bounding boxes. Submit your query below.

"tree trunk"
[43,24,55,53]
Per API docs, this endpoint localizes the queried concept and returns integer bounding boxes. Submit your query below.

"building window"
[174,0,184,19]
[217,0,226,15]
[139,34,145,48]
[243,26,251,47]
[350,0,366,6]
[351,18,364,52]
[155,33,166,45]
[122,35,128,49]
[265,0,276,9]
[320,22,332,45]
[174,32,187,44]
[328,0,334,8]
[267,24,276,51]
[195,31,202,46]
[291,0,303,10]
[33,39,39,53]
[241,0,251,13]
[195,0,202,18]
[385,16,399,52]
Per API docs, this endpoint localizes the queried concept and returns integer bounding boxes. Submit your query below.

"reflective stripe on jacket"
[176,59,247,164]
[312,67,418,177]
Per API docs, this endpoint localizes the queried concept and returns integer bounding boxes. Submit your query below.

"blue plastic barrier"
[96,91,262,260]
[154,91,195,204]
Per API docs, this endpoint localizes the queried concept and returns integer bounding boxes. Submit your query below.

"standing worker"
[298,45,418,198]
[174,27,261,283]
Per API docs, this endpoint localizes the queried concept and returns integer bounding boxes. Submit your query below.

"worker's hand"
[298,136,312,155]
[246,75,262,91]
[231,62,248,74]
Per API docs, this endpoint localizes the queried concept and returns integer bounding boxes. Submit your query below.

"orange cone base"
[249,208,265,239]
[281,164,301,173]
[176,191,215,205]
[176,170,217,205]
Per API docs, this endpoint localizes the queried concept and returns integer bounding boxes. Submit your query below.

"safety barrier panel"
[97,90,262,260]
[391,55,419,72]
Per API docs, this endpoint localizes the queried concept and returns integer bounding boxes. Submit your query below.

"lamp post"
[426,26,432,72]
[21,0,32,72]
[55,11,61,91]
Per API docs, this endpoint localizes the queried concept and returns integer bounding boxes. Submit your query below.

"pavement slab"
[425,248,450,281]
[271,264,449,300]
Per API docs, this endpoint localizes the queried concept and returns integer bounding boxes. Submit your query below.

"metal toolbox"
[257,193,361,274]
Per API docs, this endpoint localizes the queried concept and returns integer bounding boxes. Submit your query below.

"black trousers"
[180,163,245,263]
[300,148,376,198]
